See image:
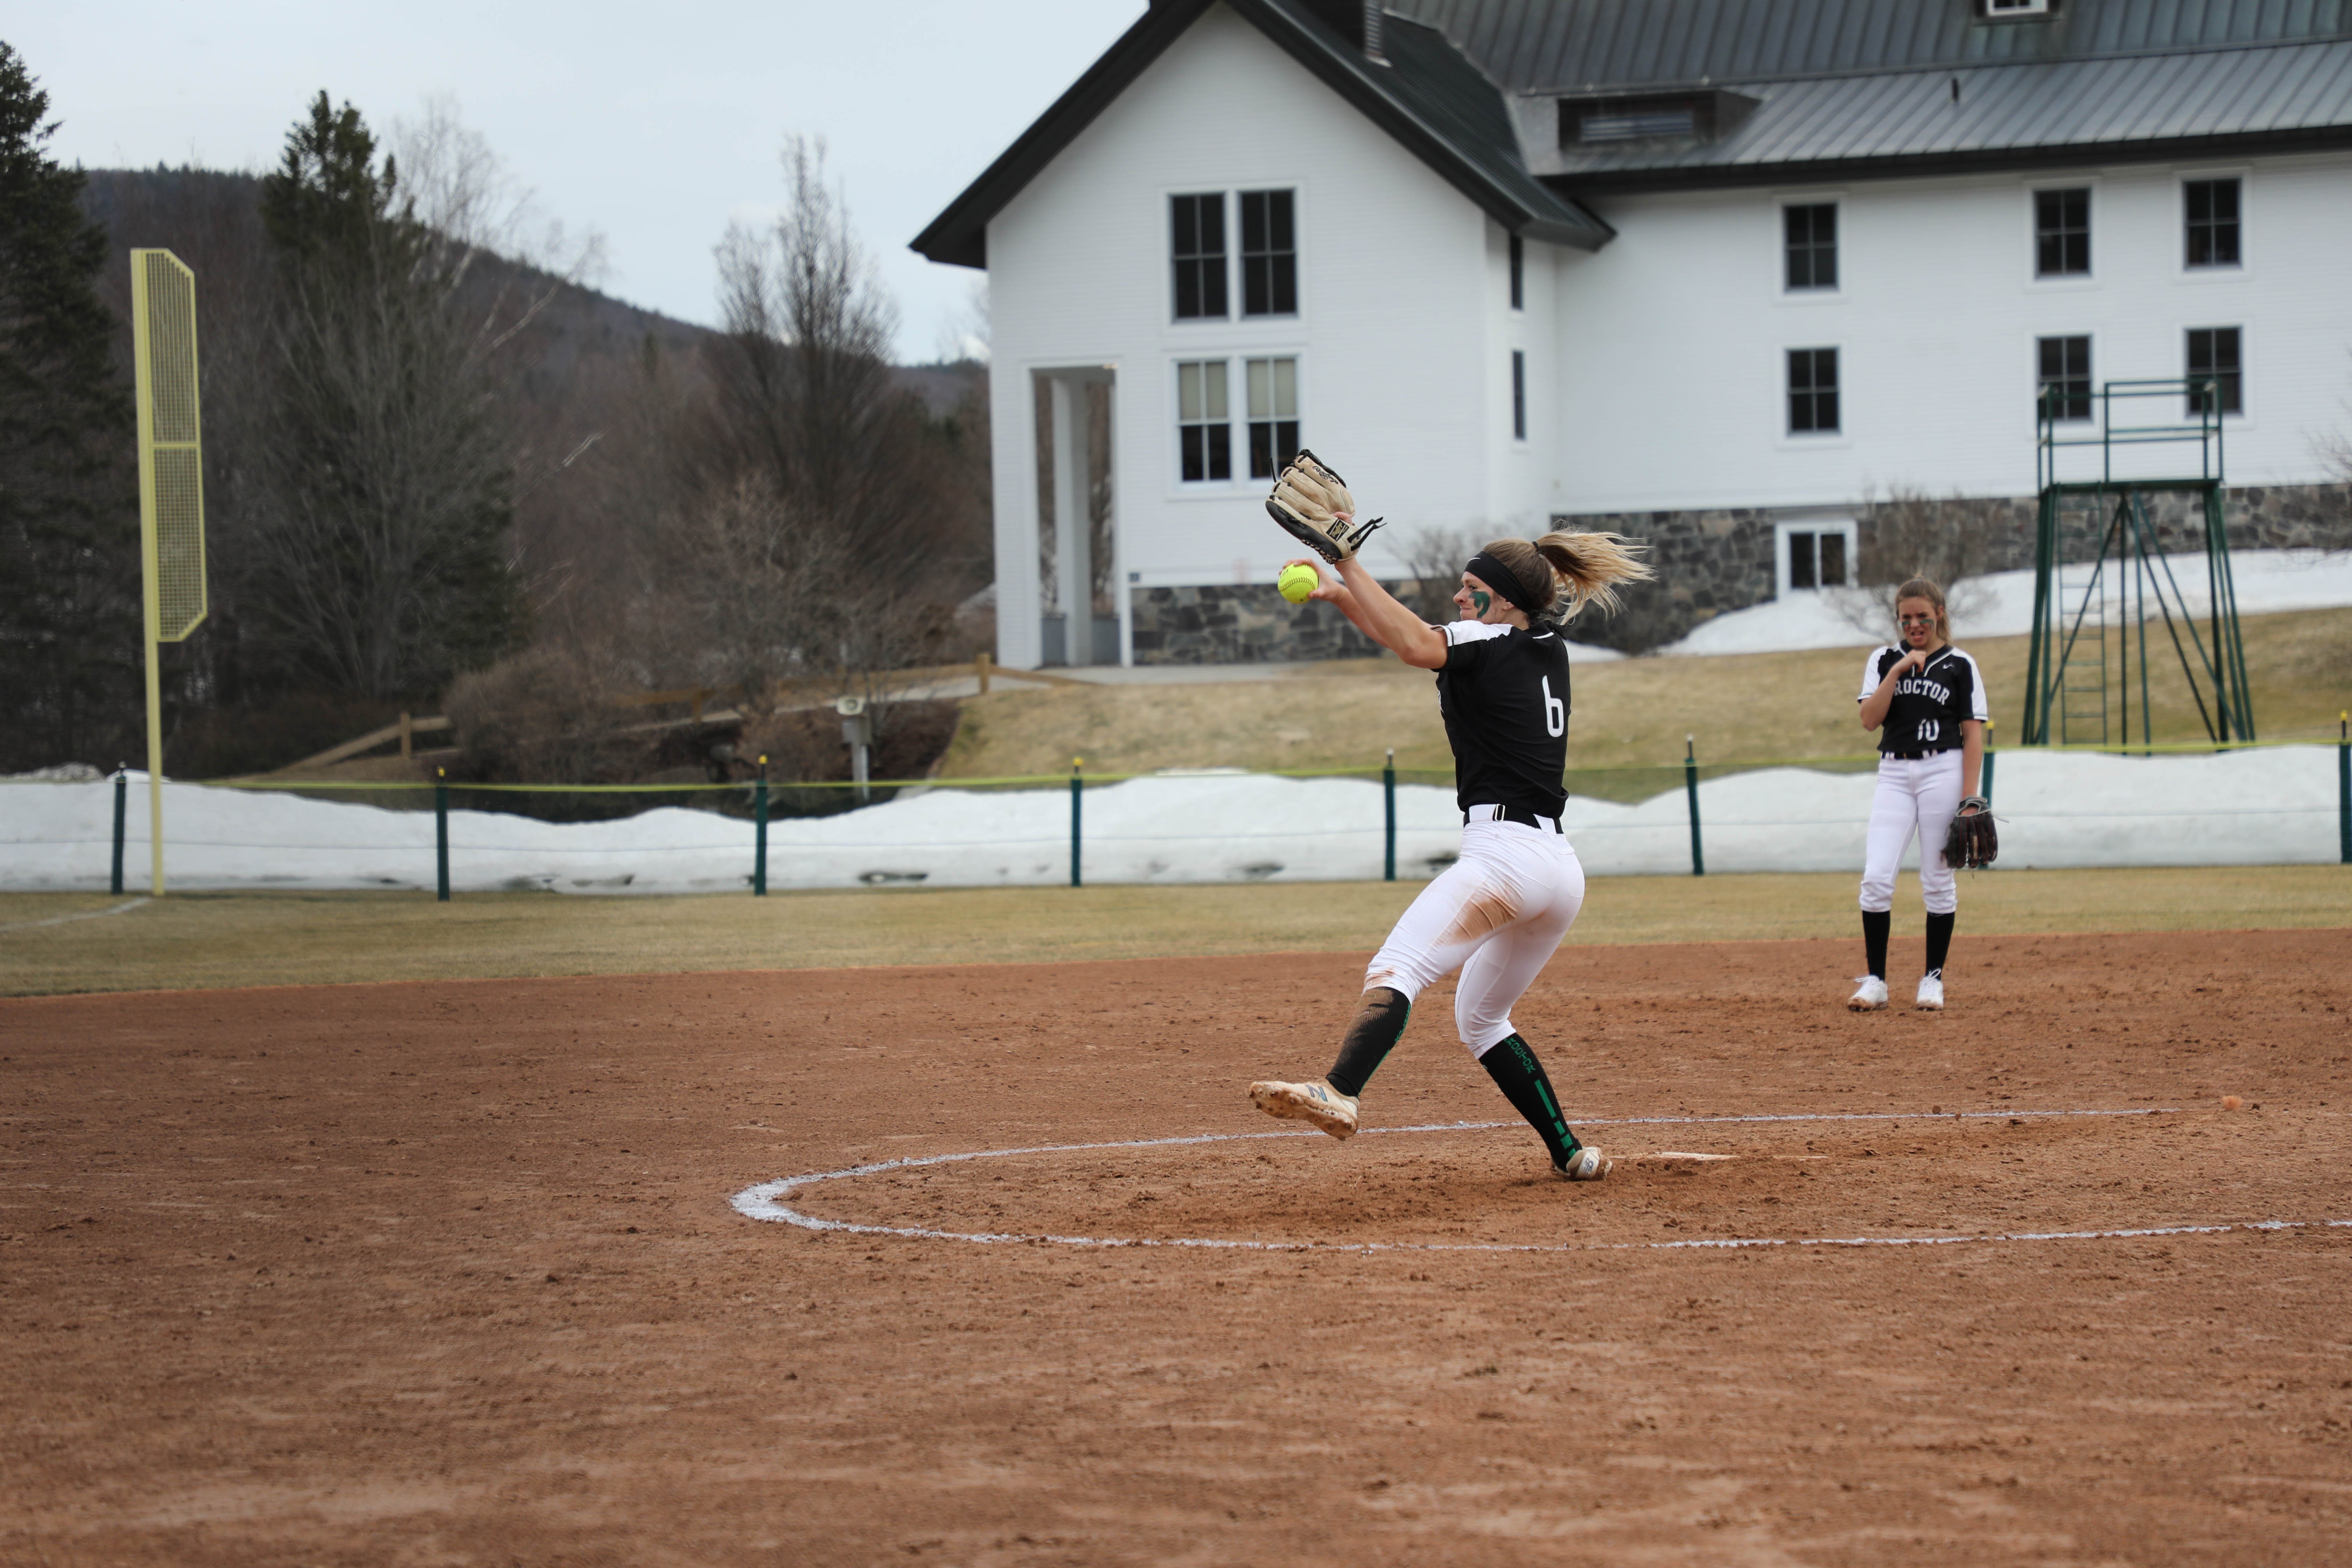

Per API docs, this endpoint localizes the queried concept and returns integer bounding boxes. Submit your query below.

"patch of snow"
[1654,548,2352,657]
[4,747,2338,895]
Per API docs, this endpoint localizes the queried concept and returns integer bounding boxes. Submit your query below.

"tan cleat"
[1249,1078,1360,1140]
[1555,1146,1612,1181]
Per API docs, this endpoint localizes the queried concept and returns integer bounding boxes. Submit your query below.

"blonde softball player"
[1850,576,1989,1012]
[1246,458,1651,1181]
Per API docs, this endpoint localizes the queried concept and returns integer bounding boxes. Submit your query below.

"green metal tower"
[2020,378,2255,749]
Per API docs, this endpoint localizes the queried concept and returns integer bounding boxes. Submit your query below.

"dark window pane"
[2186,177,2241,268]
[1205,424,1231,481]
[2036,188,2090,276]
[1512,350,1526,440]
[2187,327,2243,415]
[1784,203,1836,291]
[1790,531,1817,589]
[1181,426,1206,483]
[2038,334,2091,422]
[1172,194,1226,320]
[1817,389,1839,431]
[1788,348,1840,434]
[1239,189,1295,318]
[1509,233,1524,310]
[1247,419,1302,481]
[1820,532,1847,587]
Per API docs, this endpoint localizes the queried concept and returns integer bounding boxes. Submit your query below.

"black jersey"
[1860,643,1989,753]
[1435,620,1571,816]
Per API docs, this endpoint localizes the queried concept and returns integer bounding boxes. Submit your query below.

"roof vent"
[1363,2,1386,65]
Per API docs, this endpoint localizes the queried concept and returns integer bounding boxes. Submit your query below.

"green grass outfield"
[2,865,2345,997]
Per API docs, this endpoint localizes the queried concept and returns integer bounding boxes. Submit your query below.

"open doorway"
[1032,368,1119,665]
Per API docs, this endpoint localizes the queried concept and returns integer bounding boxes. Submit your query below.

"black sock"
[1477,1034,1581,1169]
[1924,911,1955,979]
[1326,988,1409,1098]
[1862,910,1890,980]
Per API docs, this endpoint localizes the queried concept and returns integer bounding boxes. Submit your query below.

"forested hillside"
[1,59,989,779]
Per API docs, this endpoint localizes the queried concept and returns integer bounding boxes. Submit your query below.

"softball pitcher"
[1850,576,1989,1012]
[1246,452,1651,1182]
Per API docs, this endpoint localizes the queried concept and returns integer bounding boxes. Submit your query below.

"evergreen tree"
[0,42,137,770]
[248,93,518,700]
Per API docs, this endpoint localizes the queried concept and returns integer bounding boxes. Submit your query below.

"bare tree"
[1399,525,1479,624]
[1829,485,2007,635]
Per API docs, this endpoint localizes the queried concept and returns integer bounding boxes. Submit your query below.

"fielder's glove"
[1943,797,1998,870]
[1267,448,1385,564]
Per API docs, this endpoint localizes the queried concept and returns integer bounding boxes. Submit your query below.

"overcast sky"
[14,1,1147,362]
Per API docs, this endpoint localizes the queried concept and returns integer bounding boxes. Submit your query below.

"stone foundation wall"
[1116,482,2348,664]
[1559,480,2351,653]
[1128,582,1393,664]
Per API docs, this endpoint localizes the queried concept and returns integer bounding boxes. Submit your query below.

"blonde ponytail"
[1532,530,1653,623]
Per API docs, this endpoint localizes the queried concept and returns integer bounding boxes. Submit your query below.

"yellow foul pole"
[128,250,208,897]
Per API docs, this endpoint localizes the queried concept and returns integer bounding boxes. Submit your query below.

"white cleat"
[1555,1146,1611,1182]
[1249,1078,1360,1140]
[1847,975,1889,1011]
[1916,974,1945,1010]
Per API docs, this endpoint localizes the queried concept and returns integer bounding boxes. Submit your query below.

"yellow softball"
[1278,563,1320,604]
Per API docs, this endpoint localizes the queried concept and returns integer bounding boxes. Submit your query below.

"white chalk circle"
[730,1106,2345,1255]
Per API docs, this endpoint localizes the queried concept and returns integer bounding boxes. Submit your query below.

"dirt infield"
[4,929,2347,1565]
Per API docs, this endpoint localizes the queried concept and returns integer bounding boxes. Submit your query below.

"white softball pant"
[1363,817,1586,1057]
[1860,751,1964,917]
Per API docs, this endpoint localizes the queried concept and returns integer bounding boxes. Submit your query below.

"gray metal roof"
[916,0,2352,266]
[1399,0,2352,93]
[1536,35,2352,183]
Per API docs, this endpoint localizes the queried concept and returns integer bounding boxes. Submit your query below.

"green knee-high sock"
[1326,988,1410,1098]
[1477,1034,1582,1169]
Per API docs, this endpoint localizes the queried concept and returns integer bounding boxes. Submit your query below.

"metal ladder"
[2054,500,2109,746]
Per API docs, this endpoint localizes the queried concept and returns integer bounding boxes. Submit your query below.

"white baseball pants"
[1363,817,1586,1056]
[1860,751,1964,916]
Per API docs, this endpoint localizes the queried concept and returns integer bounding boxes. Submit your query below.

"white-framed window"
[1170,188,1300,324]
[1176,354,1304,485]
[2184,176,2242,269]
[1176,359,1232,481]
[1984,0,2050,16]
[1786,346,1839,434]
[1776,520,1856,594]
[1782,201,1837,291]
[2033,185,2092,278]
[1510,350,1527,441]
[2186,326,2244,418]
[1245,357,1299,478]
[2037,334,2092,423]
[1508,233,1524,310]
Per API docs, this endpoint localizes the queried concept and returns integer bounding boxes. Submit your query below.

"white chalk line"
[0,897,149,933]
[728,1107,2348,1255]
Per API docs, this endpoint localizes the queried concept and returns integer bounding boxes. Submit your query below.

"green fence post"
[754,755,769,897]
[1383,747,1396,883]
[1070,757,1083,889]
[435,768,450,902]
[110,767,127,895]
[1684,735,1705,877]
[2339,712,2349,866]
[1981,719,1996,804]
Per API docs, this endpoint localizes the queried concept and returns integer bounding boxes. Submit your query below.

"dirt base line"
[726,1107,2329,1257]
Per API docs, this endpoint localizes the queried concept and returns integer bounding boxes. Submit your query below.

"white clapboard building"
[914,0,2352,666]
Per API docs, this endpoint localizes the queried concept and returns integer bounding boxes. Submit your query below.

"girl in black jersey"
[1248,530,1652,1183]
[1850,576,1990,1013]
